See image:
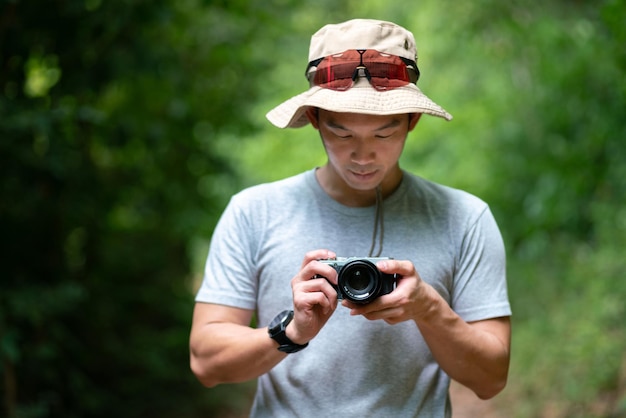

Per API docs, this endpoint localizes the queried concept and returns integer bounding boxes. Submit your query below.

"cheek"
[375,140,406,162]
[322,140,351,161]
[391,141,406,159]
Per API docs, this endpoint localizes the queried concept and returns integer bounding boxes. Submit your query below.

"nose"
[350,139,375,165]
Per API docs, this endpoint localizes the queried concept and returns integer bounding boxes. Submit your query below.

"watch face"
[269,310,292,330]
[268,310,308,353]
[279,311,290,323]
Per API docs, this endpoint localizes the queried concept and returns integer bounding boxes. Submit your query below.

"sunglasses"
[306,49,420,91]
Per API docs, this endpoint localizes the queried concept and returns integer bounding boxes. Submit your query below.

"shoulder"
[402,172,488,214]
[234,171,310,198]
[229,171,313,209]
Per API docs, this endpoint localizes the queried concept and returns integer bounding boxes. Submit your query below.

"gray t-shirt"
[196,169,511,417]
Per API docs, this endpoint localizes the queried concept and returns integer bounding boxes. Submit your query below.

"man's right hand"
[287,249,340,345]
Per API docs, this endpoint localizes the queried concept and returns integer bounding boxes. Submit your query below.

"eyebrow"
[325,118,403,131]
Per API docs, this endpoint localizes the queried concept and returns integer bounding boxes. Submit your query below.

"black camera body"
[318,257,397,304]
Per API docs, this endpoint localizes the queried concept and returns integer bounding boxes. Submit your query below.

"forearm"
[189,303,288,387]
[190,252,340,388]
[415,285,510,399]
[190,322,285,387]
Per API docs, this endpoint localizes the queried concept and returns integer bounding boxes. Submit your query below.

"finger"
[293,277,335,295]
[294,291,337,315]
[345,301,404,323]
[312,260,340,285]
[376,259,417,277]
[293,260,339,286]
[294,277,338,302]
[293,279,338,314]
[342,287,399,314]
[342,298,383,316]
[301,249,336,269]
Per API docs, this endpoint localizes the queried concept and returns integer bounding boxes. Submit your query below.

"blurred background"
[1,0,625,417]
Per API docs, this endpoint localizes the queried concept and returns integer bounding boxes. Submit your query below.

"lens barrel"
[338,259,383,304]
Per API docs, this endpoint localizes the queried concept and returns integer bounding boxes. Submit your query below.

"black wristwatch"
[268,310,309,353]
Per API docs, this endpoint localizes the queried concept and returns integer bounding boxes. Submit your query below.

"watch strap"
[268,310,309,353]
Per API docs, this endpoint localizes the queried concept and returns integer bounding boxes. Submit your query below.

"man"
[190,19,511,417]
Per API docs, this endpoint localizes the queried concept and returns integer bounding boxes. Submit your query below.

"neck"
[315,165,403,207]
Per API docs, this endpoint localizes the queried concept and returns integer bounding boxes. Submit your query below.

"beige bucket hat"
[266,19,453,129]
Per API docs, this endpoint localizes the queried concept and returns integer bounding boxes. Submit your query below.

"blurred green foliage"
[1,0,625,417]
[0,0,280,416]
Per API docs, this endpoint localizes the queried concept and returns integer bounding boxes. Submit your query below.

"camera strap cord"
[368,186,384,257]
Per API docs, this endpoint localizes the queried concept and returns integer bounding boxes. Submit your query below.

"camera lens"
[338,260,381,304]
[346,268,370,291]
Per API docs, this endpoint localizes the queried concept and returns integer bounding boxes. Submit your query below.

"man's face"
[308,109,420,197]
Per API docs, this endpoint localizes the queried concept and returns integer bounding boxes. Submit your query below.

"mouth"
[349,169,378,182]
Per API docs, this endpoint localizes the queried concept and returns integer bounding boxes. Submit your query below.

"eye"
[374,131,396,139]
[328,129,352,139]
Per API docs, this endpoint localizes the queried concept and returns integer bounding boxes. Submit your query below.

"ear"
[408,113,422,131]
[305,107,320,129]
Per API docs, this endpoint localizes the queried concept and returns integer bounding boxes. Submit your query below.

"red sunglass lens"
[313,62,357,90]
[310,50,412,91]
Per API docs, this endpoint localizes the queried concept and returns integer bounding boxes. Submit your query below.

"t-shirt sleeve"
[195,194,259,310]
[451,206,511,322]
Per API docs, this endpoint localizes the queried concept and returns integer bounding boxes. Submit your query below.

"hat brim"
[266,80,453,129]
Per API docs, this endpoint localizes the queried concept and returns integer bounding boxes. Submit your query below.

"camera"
[318,257,397,304]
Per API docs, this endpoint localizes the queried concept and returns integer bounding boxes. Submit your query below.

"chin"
[345,180,381,193]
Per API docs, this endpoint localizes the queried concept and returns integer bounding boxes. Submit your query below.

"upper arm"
[191,302,254,329]
[189,302,256,361]
[469,316,511,355]
[189,303,266,387]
